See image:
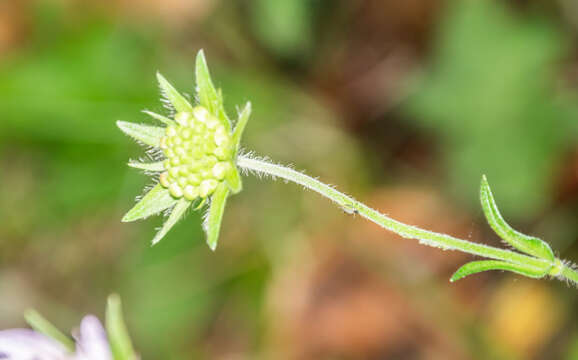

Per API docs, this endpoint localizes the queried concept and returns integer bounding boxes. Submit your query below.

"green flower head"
[117,50,251,250]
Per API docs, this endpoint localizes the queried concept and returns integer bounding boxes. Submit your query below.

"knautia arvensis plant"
[118,50,578,285]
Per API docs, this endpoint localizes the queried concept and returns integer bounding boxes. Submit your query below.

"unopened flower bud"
[158,106,234,200]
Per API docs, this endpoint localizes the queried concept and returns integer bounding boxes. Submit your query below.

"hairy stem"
[561,264,578,284]
[237,155,578,284]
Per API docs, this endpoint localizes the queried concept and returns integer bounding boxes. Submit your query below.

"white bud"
[177,176,188,188]
[175,112,191,126]
[183,185,199,200]
[169,167,180,177]
[174,146,186,157]
[214,132,228,147]
[187,174,201,185]
[165,148,175,158]
[214,147,229,160]
[180,128,192,139]
[199,179,218,197]
[166,126,177,137]
[212,162,229,179]
[159,172,170,187]
[169,183,183,198]
[193,107,209,123]
[206,119,219,130]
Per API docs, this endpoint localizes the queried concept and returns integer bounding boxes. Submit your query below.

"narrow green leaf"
[106,294,137,360]
[232,102,251,153]
[116,121,164,148]
[156,72,193,113]
[142,110,175,126]
[152,198,191,245]
[480,175,555,261]
[128,160,164,172]
[450,260,549,282]
[204,183,229,251]
[195,50,231,130]
[195,50,219,114]
[24,309,75,352]
[122,184,177,222]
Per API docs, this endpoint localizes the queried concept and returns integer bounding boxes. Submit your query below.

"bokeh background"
[2,0,578,359]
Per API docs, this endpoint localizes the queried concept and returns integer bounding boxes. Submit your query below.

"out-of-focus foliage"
[405,0,578,218]
[0,5,160,229]
[250,0,314,59]
[486,280,563,359]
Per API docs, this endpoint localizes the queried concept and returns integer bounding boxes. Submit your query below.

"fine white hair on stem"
[235,152,578,285]
[236,152,355,208]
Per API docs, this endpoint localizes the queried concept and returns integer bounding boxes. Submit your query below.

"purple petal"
[0,329,69,359]
[74,316,112,360]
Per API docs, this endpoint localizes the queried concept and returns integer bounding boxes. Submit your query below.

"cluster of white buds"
[159,107,234,200]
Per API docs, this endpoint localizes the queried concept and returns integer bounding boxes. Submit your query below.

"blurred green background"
[1,0,578,358]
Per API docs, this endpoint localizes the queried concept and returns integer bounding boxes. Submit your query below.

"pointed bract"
[204,183,229,251]
[152,199,191,245]
[225,165,242,194]
[195,50,231,131]
[232,102,251,154]
[122,184,177,222]
[480,175,555,261]
[116,121,164,148]
[156,72,194,113]
[450,260,549,282]
[128,160,164,172]
[106,295,137,360]
[142,110,175,126]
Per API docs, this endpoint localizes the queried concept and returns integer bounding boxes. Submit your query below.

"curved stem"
[237,155,578,284]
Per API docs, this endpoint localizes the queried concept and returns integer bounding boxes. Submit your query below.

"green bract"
[117,50,251,250]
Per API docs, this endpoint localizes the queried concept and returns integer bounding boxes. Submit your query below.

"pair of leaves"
[451,176,555,282]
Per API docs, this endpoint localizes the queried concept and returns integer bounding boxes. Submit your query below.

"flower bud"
[159,106,234,200]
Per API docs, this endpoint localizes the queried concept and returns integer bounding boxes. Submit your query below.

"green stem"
[237,155,578,284]
[561,264,578,284]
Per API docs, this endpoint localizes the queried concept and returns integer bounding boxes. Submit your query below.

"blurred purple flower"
[0,315,112,360]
